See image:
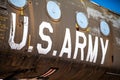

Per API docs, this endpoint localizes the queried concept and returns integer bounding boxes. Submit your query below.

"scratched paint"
[87,7,120,29]
[115,37,120,46]
[1,0,120,79]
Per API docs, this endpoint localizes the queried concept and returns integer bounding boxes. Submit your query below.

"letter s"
[37,21,53,54]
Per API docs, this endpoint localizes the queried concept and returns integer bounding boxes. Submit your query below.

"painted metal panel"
[91,0,120,14]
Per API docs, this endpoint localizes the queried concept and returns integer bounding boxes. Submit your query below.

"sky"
[91,0,120,15]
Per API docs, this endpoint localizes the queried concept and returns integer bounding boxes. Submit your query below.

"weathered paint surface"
[0,0,120,80]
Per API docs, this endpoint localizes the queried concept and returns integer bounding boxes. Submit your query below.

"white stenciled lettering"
[37,21,53,54]
[100,38,109,64]
[8,13,29,50]
[59,28,72,58]
[8,12,110,65]
[86,34,98,63]
[73,31,87,60]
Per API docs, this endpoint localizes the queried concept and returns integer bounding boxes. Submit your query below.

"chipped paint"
[90,27,101,36]
[115,37,120,46]
[87,7,120,29]
[110,18,120,29]
[87,7,104,19]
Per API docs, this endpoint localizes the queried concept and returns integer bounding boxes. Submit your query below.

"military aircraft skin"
[0,0,120,80]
